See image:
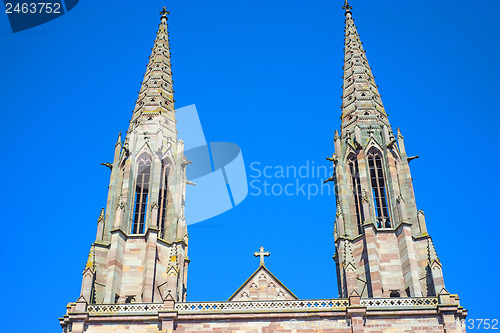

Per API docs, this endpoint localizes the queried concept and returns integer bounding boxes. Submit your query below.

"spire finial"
[85,244,95,270]
[342,0,352,15]
[160,6,169,17]
[98,208,105,222]
[115,132,122,147]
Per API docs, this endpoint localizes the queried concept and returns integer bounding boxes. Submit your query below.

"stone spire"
[341,0,388,132]
[130,7,176,136]
[70,7,190,305]
[331,1,437,299]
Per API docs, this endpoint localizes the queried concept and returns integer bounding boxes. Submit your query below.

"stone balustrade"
[86,297,438,316]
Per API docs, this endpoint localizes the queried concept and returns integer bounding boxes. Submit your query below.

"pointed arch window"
[348,155,364,234]
[132,154,152,234]
[367,150,391,228]
[157,160,169,238]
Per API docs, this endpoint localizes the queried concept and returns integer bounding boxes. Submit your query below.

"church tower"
[81,7,189,306]
[61,4,467,333]
[332,1,446,299]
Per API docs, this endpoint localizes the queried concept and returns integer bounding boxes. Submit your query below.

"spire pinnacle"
[85,245,95,271]
[98,208,105,222]
[160,7,169,17]
[115,132,121,147]
[340,0,389,132]
[427,238,440,263]
[129,6,176,135]
[342,0,352,15]
[334,129,340,140]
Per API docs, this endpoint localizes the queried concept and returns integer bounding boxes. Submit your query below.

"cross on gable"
[254,246,270,266]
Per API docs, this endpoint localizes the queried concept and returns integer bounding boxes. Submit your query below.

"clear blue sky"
[1,1,499,331]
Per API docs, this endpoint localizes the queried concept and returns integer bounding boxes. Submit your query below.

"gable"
[228,266,297,301]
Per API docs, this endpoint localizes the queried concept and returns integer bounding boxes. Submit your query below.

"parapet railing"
[174,299,349,313]
[87,297,438,316]
[360,297,438,308]
[87,303,164,315]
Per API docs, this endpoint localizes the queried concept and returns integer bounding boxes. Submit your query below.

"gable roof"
[228,265,298,301]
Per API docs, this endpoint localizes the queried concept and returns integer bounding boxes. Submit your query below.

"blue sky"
[1,0,499,331]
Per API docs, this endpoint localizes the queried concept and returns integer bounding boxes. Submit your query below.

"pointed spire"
[98,208,105,222]
[130,6,176,130]
[85,244,95,271]
[427,237,440,264]
[115,132,122,147]
[397,127,407,155]
[341,1,388,131]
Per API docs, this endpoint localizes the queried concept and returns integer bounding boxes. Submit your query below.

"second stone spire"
[130,7,176,137]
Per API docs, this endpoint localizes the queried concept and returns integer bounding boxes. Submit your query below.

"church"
[59,2,467,332]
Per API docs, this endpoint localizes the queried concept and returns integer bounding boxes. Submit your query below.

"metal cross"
[254,246,270,266]
[160,7,169,16]
[342,0,352,12]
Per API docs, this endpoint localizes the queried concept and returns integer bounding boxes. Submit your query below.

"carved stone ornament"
[361,188,370,203]
[396,195,405,204]
[326,153,337,162]
[97,208,105,222]
[336,201,343,218]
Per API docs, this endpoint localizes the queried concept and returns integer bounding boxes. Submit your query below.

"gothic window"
[367,150,391,228]
[348,155,364,234]
[157,161,169,238]
[132,153,152,234]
